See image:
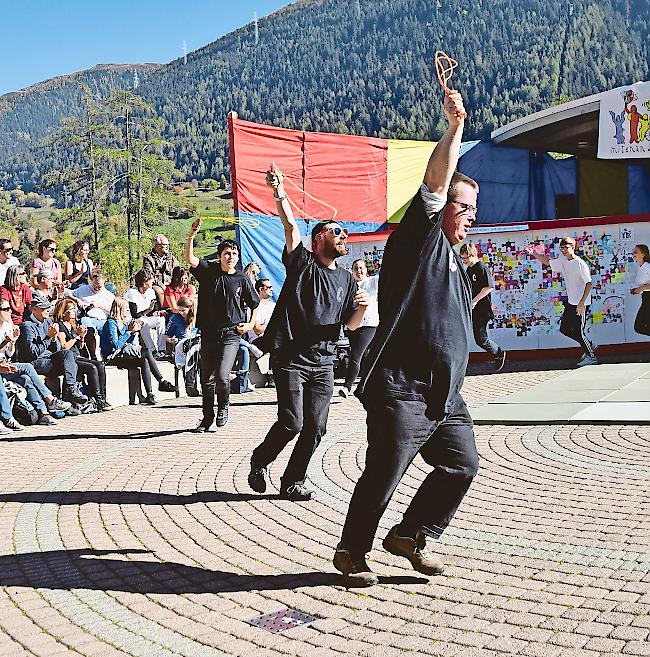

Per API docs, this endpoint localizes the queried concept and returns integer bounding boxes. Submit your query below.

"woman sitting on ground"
[163,266,196,313]
[165,295,200,396]
[0,265,32,325]
[30,238,63,286]
[52,298,112,411]
[65,239,99,290]
[101,298,176,404]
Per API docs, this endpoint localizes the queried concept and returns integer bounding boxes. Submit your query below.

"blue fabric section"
[536,153,577,220]
[238,213,385,290]
[458,142,530,225]
[628,164,650,214]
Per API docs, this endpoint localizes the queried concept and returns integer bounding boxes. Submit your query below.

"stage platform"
[472,362,650,424]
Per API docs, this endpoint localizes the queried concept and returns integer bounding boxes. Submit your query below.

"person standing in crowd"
[630,244,650,337]
[459,242,506,371]
[65,239,98,290]
[339,259,379,399]
[124,270,167,357]
[247,167,369,501]
[163,266,196,312]
[525,237,597,366]
[142,234,178,307]
[184,228,259,431]
[0,239,20,286]
[52,298,112,411]
[1,265,32,325]
[17,297,88,404]
[334,89,480,587]
[30,239,63,286]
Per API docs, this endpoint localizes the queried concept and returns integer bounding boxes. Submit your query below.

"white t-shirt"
[635,261,650,286]
[357,275,379,327]
[248,298,276,341]
[0,256,20,286]
[123,286,156,313]
[73,284,116,318]
[549,254,592,306]
[0,319,16,359]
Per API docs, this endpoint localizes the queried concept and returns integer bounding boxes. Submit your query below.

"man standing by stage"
[248,167,369,501]
[334,89,480,587]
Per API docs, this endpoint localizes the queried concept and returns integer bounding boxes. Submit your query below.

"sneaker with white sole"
[47,397,72,412]
[576,355,598,367]
[3,417,24,431]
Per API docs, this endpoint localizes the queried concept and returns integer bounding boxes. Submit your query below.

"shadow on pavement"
[0,490,277,505]
[1,428,199,443]
[0,549,428,593]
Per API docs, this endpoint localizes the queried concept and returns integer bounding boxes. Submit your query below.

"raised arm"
[423,91,466,194]
[267,165,301,254]
[525,246,551,267]
[185,219,201,269]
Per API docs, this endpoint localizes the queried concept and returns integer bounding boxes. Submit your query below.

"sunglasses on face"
[320,226,349,238]
[0,306,11,311]
[2,248,13,253]
[18,272,26,276]
[48,247,57,252]
[260,285,272,290]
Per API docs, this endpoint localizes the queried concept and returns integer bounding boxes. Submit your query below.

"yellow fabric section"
[579,159,628,217]
[387,139,436,223]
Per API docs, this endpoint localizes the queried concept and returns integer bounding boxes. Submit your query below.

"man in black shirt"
[460,241,506,371]
[248,166,369,501]
[334,90,481,587]
[185,230,259,431]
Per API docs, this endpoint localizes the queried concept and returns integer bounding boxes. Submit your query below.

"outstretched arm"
[423,91,466,194]
[525,246,551,267]
[267,166,301,254]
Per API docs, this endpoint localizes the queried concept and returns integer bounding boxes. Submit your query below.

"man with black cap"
[247,167,369,501]
[16,295,88,404]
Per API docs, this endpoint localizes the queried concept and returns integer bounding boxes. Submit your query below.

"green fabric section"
[579,159,628,217]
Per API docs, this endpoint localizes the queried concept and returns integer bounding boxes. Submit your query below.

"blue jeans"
[237,339,250,373]
[3,363,51,414]
[0,377,12,421]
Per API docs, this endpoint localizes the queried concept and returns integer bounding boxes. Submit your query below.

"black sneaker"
[4,417,24,431]
[186,386,201,397]
[279,482,313,501]
[63,384,88,405]
[248,460,268,493]
[216,405,229,427]
[194,418,216,433]
[141,394,157,405]
[37,413,58,426]
[158,380,178,393]
[494,350,507,372]
[333,548,379,588]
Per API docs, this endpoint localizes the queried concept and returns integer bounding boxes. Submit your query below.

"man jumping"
[248,166,369,501]
[334,89,480,587]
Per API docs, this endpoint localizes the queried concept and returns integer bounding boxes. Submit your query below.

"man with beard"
[248,166,369,501]
[334,90,481,587]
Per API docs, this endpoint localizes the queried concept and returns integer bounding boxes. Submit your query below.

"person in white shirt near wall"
[525,236,597,367]
[630,243,650,337]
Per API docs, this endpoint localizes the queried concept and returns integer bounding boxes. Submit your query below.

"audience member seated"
[0,365,22,434]
[165,295,200,396]
[101,298,177,405]
[73,272,116,355]
[0,308,70,425]
[31,269,67,303]
[0,238,20,286]
[16,297,88,404]
[124,270,167,356]
[163,266,196,312]
[52,298,112,411]
[0,265,32,325]
[30,238,63,286]
[142,234,178,307]
[65,239,99,290]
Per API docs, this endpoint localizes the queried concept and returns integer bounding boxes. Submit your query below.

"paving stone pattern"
[0,366,648,657]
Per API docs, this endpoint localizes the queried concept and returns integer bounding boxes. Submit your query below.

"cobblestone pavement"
[0,366,648,657]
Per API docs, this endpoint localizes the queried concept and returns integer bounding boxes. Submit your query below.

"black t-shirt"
[258,242,358,365]
[190,260,259,332]
[466,261,494,319]
[357,191,472,419]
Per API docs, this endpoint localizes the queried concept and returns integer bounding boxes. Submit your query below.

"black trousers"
[76,357,106,397]
[560,303,595,357]
[344,326,376,390]
[200,330,240,420]
[32,349,78,388]
[634,293,650,336]
[339,395,479,556]
[472,314,501,357]
[252,360,334,489]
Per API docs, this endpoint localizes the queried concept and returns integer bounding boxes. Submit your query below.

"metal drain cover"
[247,607,320,633]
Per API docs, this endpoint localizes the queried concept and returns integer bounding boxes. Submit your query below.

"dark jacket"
[16,314,61,362]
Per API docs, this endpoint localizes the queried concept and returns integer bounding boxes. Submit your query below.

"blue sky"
[1,0,292,96]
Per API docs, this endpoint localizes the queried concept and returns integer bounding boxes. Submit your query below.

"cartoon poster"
[598,81,650,159]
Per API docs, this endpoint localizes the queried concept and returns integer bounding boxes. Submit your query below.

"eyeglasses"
[319,226,349,238]
[1,248,13,253]
[461,255,471,260]
[0,306,11,311]
[18,272,26,276]
[559,244,572,250]
[450,201,478,215]
[260,285,273,290]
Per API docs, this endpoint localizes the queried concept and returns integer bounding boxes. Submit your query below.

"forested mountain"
[1,0,648,192]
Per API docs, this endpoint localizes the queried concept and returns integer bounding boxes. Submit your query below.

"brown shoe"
[382,526,445,575]
[333,549,379,588]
